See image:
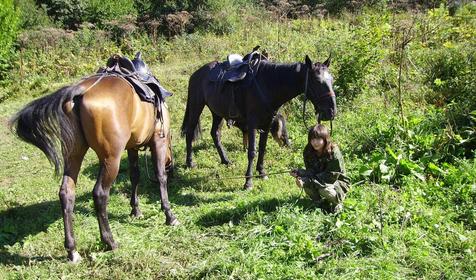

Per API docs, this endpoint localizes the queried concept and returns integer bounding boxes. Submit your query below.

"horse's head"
[304,54,337,121]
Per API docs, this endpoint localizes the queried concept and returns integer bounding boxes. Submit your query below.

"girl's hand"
[295,177,304,188]
[290,169,299,177]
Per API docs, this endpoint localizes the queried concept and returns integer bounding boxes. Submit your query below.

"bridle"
[301,64,335,134]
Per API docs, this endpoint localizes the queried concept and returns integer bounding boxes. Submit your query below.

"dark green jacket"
[297,144,350,202]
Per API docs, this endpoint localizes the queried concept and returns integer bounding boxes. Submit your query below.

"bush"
[333,10,391,102]
[146,0,205,16]
[194,0,245,35]
[414,5,476,156]
[162,10,193,37]
[84,0,136,27]
[38,0,137,29]
[0,0,20,78]
[14,0,53,29]
[39,0,85,29]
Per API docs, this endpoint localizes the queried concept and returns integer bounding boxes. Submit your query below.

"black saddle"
[100,52,172,106]
[208,46,265,83]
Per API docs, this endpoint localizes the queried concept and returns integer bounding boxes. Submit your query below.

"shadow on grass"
[81,154,235,208]
[196,196,319,227]
[0,192,87,265]
[0,250,64,266]
[0,150,268,265]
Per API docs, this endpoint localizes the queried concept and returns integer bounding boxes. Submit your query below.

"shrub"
[333,10,391,102]
[194,0,244,35]
[414,5,476,156]
[0,0,20,78]
[84,0,136,27]
[39,0,86,29]
[14,0,53,29]
[17,27,75,50]
[162,11,193,37]
[38,0,137,29]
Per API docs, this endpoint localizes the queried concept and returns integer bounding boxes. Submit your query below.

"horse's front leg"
[150,134,179,225]
[244,128,256,190]
[256,128,270,179]
[127,149,142,218]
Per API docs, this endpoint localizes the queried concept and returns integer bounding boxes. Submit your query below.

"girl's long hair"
[307,124,334,158]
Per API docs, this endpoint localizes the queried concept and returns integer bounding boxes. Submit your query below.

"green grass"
[1,65,475,279]
[1,7,476,279]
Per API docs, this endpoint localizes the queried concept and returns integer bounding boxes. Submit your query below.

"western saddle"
[97,52,172,106]
[208,45,267,83]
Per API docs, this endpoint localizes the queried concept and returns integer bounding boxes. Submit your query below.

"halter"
[301,65,335,135]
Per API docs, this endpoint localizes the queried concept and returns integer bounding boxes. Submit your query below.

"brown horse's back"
[78,76,156,159]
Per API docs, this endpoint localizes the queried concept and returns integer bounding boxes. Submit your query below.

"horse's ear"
[323,53,331,67]
[135,52,142,60]
[305,55,313,68]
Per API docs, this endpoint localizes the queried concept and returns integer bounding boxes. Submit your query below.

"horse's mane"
[257,61,304,91]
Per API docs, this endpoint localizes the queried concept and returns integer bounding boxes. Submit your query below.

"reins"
[302,69,309,130]
[79,73,106,93]
[141,149,293,183]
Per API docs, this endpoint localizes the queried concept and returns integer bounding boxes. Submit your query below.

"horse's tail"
[9,85,84,175]
[270,113,291,147]
[278,114,291,147]
[180,71,203,142]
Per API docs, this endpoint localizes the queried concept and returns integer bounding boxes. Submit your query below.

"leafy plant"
[0,0,20,78]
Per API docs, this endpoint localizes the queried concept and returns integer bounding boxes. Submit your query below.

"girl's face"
[310,137,325,152]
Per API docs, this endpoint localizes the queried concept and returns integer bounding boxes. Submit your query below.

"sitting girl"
[290,124,350,212]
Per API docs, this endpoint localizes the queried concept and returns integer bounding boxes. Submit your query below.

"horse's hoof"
[105,241,119,251]
[243,182,253,190]
[186,161,196,169]
[130,208,143,218]
[111,243,119,250]
[166,218,180,226]
[68,251,82,264]
[221,159,231,165]
[258,172,268,180]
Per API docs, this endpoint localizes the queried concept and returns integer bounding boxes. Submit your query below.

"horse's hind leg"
[244,128,257,190]
[127,149,142,218]
[92,155,121,250]
[211,112,231,165]
[150,135,178,225]
[185,102,205,168]
[59,146,88,263]
[256,129,270,179]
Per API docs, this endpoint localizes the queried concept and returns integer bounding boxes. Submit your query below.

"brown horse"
[9,75,178,263]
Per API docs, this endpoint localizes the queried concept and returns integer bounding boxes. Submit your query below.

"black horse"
[181,54,336,189]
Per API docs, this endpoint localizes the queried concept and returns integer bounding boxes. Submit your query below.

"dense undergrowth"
[0,0,475,279]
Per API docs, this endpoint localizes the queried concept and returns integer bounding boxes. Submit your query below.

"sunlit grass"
[1,6,475,279]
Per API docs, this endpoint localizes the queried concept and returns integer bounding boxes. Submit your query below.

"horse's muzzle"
[317,95,336,121]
